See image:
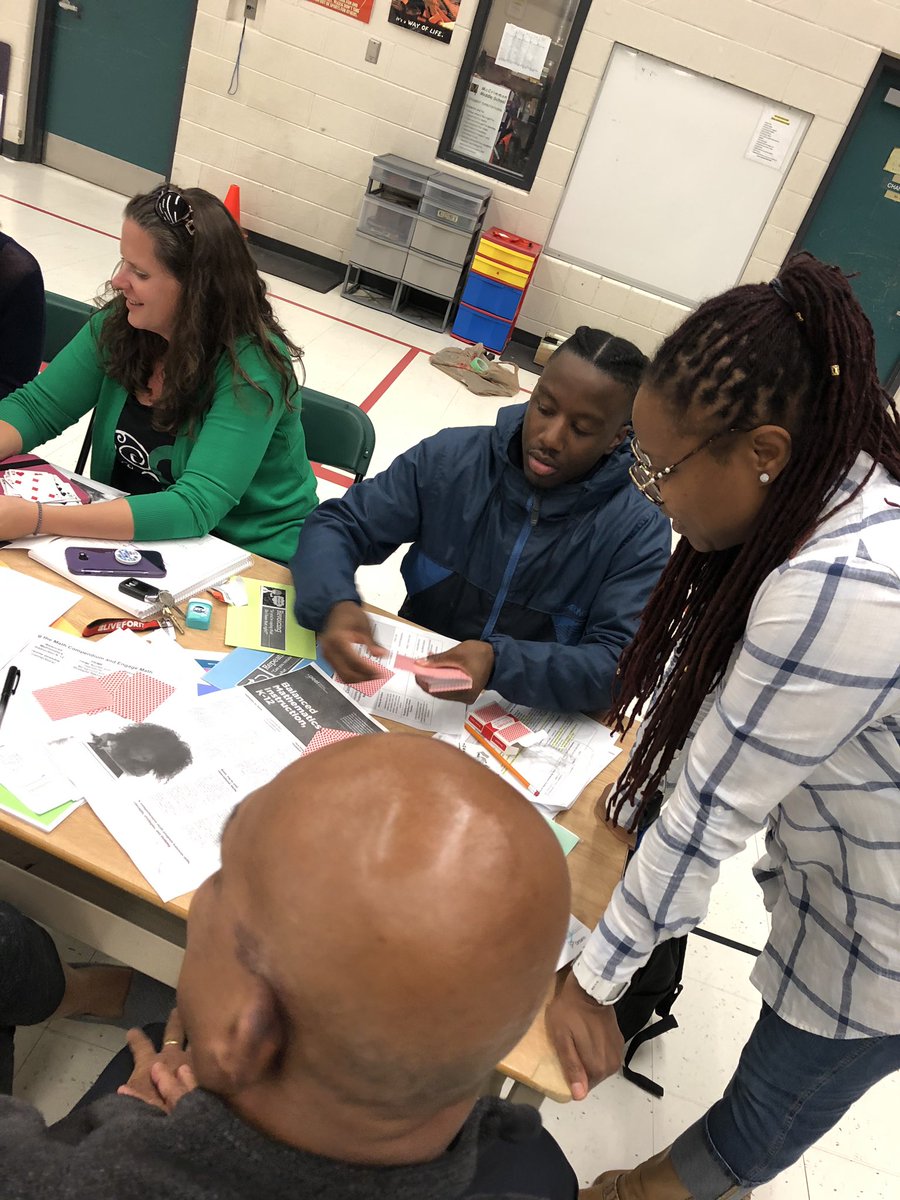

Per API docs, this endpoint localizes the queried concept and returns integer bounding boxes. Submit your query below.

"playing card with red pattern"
[335,663,394,697]
[104,672,176,722]
[33,675,112,721]
[303,727,357,755]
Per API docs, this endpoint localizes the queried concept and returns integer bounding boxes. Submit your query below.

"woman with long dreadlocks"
[547,252,900,1199]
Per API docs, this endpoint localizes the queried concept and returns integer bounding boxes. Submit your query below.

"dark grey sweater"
[0,1091,576,1199]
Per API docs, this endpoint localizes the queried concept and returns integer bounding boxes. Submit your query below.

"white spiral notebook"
[28,535,252,618]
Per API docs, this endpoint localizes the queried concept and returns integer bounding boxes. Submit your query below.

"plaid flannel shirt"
[574,454,900,1038]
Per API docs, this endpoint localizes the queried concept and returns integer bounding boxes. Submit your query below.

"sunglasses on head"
[153,185,195,237]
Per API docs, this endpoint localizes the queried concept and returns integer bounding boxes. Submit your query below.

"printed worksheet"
[449,690,623,814]
[332,614,467,736]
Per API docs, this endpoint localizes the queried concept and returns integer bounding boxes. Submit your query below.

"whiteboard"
[548,46,811,305]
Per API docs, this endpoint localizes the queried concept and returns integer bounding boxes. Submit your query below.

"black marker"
[0,666,21,735]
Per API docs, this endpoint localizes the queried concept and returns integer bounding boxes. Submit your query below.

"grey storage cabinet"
[342,154,491,333]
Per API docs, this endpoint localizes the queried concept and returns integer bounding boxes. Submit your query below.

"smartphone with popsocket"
[64,546,167,578]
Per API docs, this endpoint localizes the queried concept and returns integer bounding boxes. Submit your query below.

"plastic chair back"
[300,388,376,484]
[43,291,94,362]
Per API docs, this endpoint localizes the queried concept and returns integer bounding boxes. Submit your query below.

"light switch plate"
[365,39,381,64]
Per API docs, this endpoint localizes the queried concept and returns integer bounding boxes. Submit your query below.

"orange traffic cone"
[223,184,245,235]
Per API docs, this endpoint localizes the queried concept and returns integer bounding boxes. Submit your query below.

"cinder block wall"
[7,0,898,354]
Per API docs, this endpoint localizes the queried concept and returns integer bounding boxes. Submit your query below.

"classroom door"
[796,60,900,389]
[41,0,197,195]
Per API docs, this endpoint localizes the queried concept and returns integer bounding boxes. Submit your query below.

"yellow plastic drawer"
[476,238,535,273]
[472,254,529,288]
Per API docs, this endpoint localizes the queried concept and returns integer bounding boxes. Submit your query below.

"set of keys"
[158,590,186,635]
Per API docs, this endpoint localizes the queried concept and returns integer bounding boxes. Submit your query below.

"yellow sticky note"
[883,147,900,174]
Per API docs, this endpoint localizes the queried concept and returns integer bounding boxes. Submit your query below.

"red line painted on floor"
[312,462,354,489]
[359,347,420,415]
[268,292,432,354]
[0,190,539,384]
[0,193,118,240]
[0,190,441,354]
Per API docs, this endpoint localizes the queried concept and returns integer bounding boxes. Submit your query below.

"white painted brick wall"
[7,0,898,355]
[0,0,39,145]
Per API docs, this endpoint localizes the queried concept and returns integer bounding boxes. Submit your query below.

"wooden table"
[0,548,630,1103]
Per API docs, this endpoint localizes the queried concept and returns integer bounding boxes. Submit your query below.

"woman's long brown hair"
[97,186,303,433]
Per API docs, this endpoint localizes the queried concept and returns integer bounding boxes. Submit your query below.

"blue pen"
[0,666,21,735]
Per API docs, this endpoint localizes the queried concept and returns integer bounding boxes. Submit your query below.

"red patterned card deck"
[468,702,534,751]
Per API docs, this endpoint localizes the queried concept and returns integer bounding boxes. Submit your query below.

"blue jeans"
[670,1004,900,1198]
[0,902,66,1093]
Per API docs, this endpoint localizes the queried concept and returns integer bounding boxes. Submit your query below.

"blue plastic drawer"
[461,271,523,320]
[451,304,513,353]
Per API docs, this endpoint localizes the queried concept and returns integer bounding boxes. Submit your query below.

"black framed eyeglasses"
[629,429,741,506]
[154,185,195,237]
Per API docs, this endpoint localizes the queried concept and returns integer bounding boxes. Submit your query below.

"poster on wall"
[388,0,459,44]
[307,0,374,23]
[451,76,511,163]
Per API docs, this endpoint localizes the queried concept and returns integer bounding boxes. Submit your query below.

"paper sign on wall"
[452,76,511,163]
[495,23,551,79]
[307,0,374,23]
[745,108,794,170]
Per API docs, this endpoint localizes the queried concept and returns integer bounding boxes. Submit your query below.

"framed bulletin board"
[548,45,812,305]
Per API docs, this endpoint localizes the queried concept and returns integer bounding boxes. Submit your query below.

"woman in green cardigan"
[0,185,318,562]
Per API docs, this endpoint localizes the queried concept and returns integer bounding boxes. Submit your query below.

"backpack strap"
[621,1011,679,1098]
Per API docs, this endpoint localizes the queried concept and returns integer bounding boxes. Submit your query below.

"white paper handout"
[0,629,199,818]
[332,613,467,736]
[0,567,80,669]
[448,690,622,815]
[57,665,386,902]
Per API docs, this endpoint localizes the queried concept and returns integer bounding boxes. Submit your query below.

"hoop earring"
[759,472,771,484]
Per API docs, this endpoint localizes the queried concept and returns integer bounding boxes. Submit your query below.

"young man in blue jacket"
[291,328,671,712]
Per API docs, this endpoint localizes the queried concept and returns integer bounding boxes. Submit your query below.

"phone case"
[64,547,167,578]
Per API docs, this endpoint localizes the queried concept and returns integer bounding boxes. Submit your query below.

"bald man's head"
[177,735,570,1123]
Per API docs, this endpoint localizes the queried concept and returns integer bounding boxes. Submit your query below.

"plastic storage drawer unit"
[370,154,435,198]
[349,232,407,278]
[358,194,417,247]
[410,218,472,266]
[471,253,529,289]
[477,228,540,273]
[451,305,513,353]
[401,250,461,298]
[420,173,491,231]
[460,272,523,321]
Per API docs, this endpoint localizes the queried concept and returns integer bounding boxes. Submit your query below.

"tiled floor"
[2,159,897,1196]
